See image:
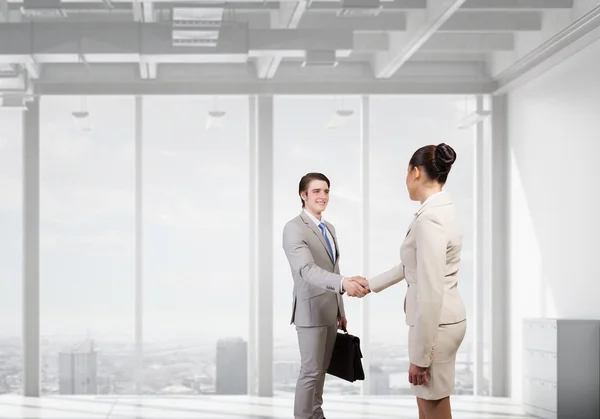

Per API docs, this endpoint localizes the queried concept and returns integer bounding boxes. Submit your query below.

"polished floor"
[0,395,535,419]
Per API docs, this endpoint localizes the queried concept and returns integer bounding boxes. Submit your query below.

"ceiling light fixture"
[456,110,491,129]
[206,96,226,130]
[326,109,354,130]
[206,110,226,130]
[72,96,93,132]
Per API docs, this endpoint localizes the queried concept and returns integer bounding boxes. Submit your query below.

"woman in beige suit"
[368,143,467,419]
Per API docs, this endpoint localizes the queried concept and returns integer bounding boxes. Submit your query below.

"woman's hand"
[408,363,429,386]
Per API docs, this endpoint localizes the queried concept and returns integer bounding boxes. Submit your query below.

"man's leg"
[295,326,327,419]
[312,324,338,419]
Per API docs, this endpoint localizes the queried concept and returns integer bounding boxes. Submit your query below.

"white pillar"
[247,96,258,396]
[23,98,40,397]
[473,95,485,396]
[135,96,144,394]
[489,94,510,397]
[359,95,371,395]
[252,95,274,397]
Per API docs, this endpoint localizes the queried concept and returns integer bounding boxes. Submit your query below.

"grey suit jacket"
[369,192,467,367]
[282,212,346,327]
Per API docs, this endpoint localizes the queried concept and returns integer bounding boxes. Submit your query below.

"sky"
[0,95,476,351]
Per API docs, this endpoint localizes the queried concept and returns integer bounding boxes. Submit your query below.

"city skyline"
[1,334,481,396]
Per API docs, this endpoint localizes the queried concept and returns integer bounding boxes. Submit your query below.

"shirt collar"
[303,208,323,227]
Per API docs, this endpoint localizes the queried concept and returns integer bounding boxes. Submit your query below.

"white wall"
[507,36,600,399]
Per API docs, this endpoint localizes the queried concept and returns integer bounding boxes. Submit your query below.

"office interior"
[1,0,600,418]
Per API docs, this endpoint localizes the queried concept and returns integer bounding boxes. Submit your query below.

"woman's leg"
[416,397,427,419]
[419,396,452,419]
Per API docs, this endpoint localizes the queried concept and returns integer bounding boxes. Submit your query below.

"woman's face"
[405,164,420,201]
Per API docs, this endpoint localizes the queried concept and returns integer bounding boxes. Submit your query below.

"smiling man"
[282,172,370,419]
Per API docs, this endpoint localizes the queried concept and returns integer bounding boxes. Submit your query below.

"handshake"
[342,276,371,298]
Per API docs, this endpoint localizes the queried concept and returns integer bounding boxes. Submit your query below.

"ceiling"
[0,0,599,97]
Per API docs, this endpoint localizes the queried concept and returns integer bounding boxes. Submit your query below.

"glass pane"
[0,110,23,395]
[142,96,249,395]
[273,96,363,396]
[369,95,476,395]
[40,97,135,395]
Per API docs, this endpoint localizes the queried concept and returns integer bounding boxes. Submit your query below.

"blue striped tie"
[318,222,335,263]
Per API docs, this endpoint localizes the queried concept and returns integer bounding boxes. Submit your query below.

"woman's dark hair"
[299,172,330,207]
[409,143,457,184]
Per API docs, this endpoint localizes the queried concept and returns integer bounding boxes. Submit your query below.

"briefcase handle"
[340,325,348,334]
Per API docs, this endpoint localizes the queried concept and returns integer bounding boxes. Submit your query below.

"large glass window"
[368,95,476,395]
[0,110,23,394]
[39,96,136,395]
[142,96,249,395]
[26,93,485,398]
[273,96,363,395]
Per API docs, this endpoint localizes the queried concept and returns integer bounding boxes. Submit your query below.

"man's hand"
[342,276,370,298]
[338,317,347,331]
[408,363,429,386]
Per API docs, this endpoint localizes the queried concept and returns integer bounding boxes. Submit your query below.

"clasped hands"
[342,276,371,298]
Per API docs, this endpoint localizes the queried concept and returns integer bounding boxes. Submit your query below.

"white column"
[489,94,509,397]
[359,95,371,396]
[253,95,274,397]
[23,98,40,397]
[473,95,485,396]
[135,95,144,394]
[247,96,258,396]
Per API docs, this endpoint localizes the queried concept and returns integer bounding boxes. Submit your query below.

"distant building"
[370,365,390,395]
[216,338,247,395]
[97,375,116,395]
[58,339,97,395]
[274,361,300,383]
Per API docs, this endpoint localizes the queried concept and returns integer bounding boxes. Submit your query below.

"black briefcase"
[326,327,365,382]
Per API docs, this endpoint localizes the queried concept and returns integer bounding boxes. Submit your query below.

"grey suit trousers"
[294,324,338,419]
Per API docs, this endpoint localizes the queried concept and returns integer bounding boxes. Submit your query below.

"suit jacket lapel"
[300,212,334,262]
[405,216,418,237]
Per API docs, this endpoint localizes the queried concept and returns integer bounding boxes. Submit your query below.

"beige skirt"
[408,320,467,400]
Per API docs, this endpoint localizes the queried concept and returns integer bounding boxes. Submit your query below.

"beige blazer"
[369,192,466,367]
[282,212,346,327]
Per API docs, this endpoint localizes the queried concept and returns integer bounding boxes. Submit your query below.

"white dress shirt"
[303,209,346,295]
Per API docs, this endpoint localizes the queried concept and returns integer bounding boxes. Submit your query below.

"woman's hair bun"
[435,143,456,173]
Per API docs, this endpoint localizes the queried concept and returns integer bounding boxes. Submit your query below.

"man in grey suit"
[282,172,370,419]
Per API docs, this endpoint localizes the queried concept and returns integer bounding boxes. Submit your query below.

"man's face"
[302,179,330,216]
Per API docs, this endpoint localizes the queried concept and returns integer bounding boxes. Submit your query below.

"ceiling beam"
[411,51,486,61]
[441,11,543,31]
[373,0,467,79]
[31,60,489,83]
[32,79,495,96]
[0,23,355,59]
[24,59,40,80]
[298,11,407,30]
[142,2,157,79]
[421,33,514,52]
[7,1,428,11]
[1,0,40,84]
[461,0,574,9]
[255,1,307,79]
[353,33,389,52]
[308,0,427,10]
